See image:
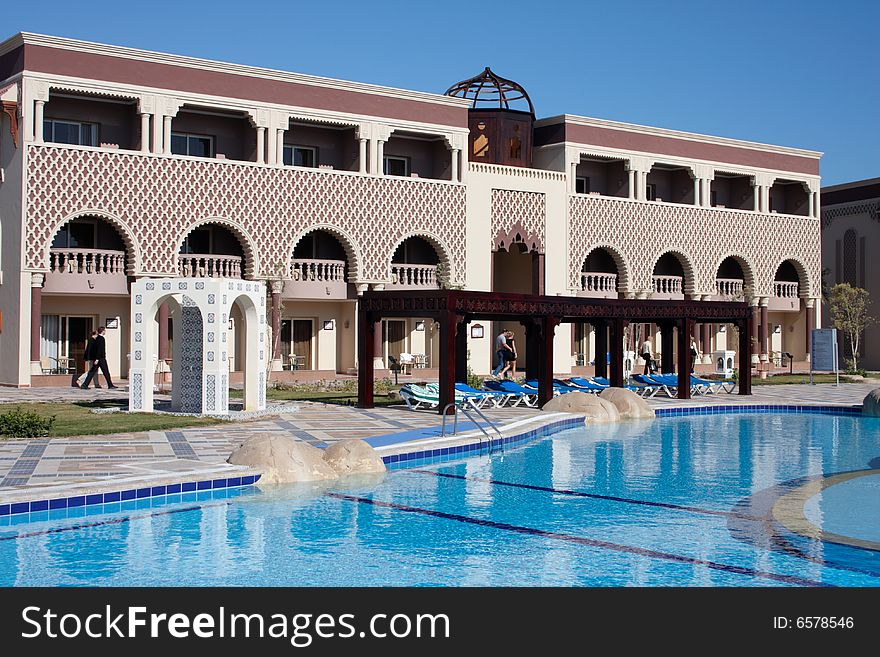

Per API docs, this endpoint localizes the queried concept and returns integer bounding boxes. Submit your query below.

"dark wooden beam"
[738,317,752,396]
[454,316,469,384]
[593,320,607,379]
[660,322,675,374]
[538,316,559,407]
[438,310,458,414]
[677,318,694,399]
[357,307,374,408]
[609,317,625,387]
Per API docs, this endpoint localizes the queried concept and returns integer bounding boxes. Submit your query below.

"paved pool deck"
[0,382,875,505]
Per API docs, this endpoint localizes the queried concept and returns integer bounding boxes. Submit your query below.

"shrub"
[466,367,484,390]
[0,407,55,438]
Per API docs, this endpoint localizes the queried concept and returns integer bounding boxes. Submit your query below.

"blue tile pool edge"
[653,404,863,418]
[383,404,865,471]
[0,474,262,517]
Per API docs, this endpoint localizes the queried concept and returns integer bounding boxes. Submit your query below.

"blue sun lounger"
[483,379,538,407]
[455,382,514,407]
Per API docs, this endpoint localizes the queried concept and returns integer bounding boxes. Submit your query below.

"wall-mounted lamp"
[343,320,350,329]
[773,325,781,334]
[323,320,335,331]
[718,325,727,333]
[228,319,234,330]
[415,321,425,331]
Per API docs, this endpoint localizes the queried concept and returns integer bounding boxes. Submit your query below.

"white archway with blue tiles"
[129,278,267,415]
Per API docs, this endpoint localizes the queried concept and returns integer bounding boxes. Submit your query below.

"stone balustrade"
[177,254,243,278]
[388,263,438,288]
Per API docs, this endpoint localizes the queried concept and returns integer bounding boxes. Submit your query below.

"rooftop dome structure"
[445,67,535,115]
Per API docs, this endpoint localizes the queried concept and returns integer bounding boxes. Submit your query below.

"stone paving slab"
[0,383,875,503]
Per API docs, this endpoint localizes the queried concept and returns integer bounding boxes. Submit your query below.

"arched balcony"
[770,260,801,311]
[388,237,440,289]
[578,248,620,298]
[651,253,687,299]
[177,224,245,278]
[44,215,129,295]
[714,257,748,300]
[286,230,351,299]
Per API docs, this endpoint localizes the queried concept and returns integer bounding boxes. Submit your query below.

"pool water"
[2,412,879,586]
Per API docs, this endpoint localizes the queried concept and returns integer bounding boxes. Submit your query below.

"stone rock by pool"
[542,391,620,423]
[863,388,880,417]
[228,434,337,483]
[599,387,655,420]
[323,439,387,476]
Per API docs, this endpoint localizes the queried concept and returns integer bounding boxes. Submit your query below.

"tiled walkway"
[0,383,874,500]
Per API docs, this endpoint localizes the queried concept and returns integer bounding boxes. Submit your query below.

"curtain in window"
[40,315,60,364]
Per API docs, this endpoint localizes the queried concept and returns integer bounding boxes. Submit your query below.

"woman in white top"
[640,337,655,375]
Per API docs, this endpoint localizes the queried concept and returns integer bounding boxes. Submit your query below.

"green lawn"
[0,400,225,439]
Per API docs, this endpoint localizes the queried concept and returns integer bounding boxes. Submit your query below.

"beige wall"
[40,296,130,378]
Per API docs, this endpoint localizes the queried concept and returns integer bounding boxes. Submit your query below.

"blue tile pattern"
[0,475,261,517]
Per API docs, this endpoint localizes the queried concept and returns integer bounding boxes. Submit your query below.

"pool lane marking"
[411,470,763,522]
[327,492,829,587]
[0,502,225,542]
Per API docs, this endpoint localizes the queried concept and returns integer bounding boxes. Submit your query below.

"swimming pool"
[1,411,878,586]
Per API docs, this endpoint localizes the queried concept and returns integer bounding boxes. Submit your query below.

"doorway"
[383,319,407,365]
[291,319,314,370]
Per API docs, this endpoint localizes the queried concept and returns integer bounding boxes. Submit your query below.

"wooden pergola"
[357,290,753,413]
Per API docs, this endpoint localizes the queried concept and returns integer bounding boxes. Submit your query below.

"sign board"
[810,328,839,385]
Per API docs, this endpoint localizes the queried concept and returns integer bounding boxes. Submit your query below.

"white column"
[275,128,284,165]
[694,177,701,206]
[753,184,760,211]
[266,127,277,166]
[570,160,578,193]
[813,191,820,219]
[358,138,368,173]
[162,115,172,155]
[639,171,649,201]
[628,169,635,199]
[139,113,151,153]
[34,100,45,144]
[808,189,814,217]
[376,140,385,175]
[451,148,459,182]
[256,126,265,164]
[762,185,771,213]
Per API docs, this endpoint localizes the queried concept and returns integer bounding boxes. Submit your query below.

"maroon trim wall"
[535,122,819,176]
[0,45,24,83]
[23,45,468,128]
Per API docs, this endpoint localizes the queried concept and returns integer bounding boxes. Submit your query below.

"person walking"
[690,337,699,374]
[492,328,512,376]
[73,330,98,387]
[499,331,518,379]
[81,326,118,389]
[640,336,655,375]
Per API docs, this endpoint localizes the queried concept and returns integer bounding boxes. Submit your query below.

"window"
[383,155,410,177]
[170,132,214,157]
[575,177,591,194]
[282,145,317,168]
[52,219,97,249]
[43,120,97,146]
[646,184,657,201]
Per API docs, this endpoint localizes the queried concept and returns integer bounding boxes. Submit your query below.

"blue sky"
[6,0,877,185]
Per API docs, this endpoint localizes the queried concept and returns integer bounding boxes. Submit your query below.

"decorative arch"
[712,253,758,298]
[770,256,813,298]
[493,222,542,253]
[579,244,632,293]
[387,231,456,285]
[289,224,364,283]
[649,248,698,295]
[173,217,260,279]
[42,209,142,275]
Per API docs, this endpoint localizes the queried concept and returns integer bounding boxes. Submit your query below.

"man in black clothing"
[81,326,117,389]
[74,330,98,387]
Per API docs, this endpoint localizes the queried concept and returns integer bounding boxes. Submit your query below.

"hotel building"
[0,34,822,387]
